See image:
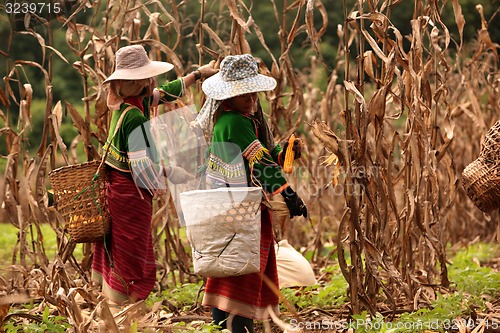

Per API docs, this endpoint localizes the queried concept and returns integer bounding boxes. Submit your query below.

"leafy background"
[0,0,499,331]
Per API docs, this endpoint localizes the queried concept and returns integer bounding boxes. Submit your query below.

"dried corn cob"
[283,134,296,174]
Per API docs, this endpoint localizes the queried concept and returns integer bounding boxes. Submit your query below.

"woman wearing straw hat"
[196,54,307,332]
[92,44,217,306]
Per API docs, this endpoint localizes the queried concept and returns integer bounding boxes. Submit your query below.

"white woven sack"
[179,187,262,278]
[275,239,317,288]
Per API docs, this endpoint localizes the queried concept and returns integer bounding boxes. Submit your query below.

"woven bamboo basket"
[462,120,500,213]
[49,160,111,243]
[480,120,500,163]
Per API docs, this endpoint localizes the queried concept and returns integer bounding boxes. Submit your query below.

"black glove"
[280,186,308,218]
[281,137,302,159]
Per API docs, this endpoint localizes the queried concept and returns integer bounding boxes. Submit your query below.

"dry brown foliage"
[0,0,499,331]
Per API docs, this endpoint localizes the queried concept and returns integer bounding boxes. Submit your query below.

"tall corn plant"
[0,6,58,271]
[311,0,499,315]
[0,0,199,294]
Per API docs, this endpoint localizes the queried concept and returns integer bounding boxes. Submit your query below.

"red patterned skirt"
[202,205,279,320]
[92,169,155,304]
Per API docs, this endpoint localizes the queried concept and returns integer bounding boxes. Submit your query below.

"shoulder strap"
[98,105,134,169]
[112,105,135,139]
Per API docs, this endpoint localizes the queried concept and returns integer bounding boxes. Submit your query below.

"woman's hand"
[184,60,219,88]
[164,165,195,184]
[282,136,302,159]
[197,60,219,79]
[280,186,308,219]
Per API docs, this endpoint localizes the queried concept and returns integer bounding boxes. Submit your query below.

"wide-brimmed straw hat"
[202,54,276,100]
[104,45,174,83]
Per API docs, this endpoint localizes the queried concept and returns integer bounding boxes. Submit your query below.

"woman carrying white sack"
[196,54,308,333]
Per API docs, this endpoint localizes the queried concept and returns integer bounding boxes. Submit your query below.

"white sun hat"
[103,45,174,83]
[201,54,276,100]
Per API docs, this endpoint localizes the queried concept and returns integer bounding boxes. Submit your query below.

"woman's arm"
[155,61,218,104]
[182,60,219,89]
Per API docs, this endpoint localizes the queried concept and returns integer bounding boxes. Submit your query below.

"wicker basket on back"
[462,120,500,213]
[48,106,133,243]
[49,160,111,243]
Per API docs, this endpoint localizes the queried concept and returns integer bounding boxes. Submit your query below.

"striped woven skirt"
[202,205,280,320]
[91,169,155,304]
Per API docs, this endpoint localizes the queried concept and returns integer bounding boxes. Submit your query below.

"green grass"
[348,243,500,333]
[1,223,499,333]
[448,243,500,305]
[2,305,72,333]
[0,224,20,265]
[279,243,500,333]
[0,223,82,267]
[281,263,348,311]
[147,282,204,311]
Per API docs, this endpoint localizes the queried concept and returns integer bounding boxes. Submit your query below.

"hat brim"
[202,73,277,100]
[104,61,174,83]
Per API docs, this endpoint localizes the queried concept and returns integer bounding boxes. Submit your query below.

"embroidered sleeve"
[127,149,165,195]
[125,114,165,195]
[242,140,268,165]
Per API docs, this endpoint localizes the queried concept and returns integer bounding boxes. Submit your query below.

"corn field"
[0,0,499,331]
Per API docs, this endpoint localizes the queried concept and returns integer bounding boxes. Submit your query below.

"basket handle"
[97,105,135,171]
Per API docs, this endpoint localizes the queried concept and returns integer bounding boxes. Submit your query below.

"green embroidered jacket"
[103,79,184,190]
[207,110,288,195]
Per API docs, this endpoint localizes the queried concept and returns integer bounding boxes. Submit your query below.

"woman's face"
[117,78,155,98]
[228,92,258,115]
[140,77,157,97]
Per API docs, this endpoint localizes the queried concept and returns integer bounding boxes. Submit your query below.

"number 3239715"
[5,1,62,14]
